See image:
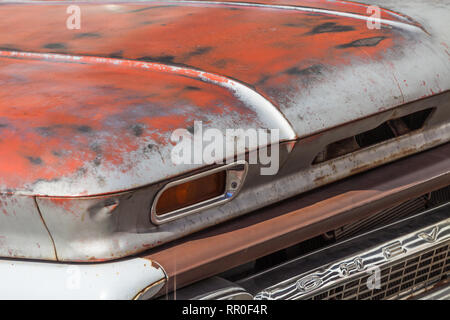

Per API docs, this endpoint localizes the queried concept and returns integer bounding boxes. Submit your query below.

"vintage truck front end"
[0,0,449,299]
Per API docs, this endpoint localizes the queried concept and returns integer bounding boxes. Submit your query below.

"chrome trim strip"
[151,161,248,225]
[253,213,450,300]
[198,287,253,300]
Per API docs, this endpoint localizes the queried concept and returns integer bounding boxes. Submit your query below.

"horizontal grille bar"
[335,185,450,241]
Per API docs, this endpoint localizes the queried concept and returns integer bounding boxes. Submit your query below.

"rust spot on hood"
[0,0,434,196]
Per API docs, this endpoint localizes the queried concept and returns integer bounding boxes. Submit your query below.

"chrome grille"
[310,243,449,300]
[252,214,450,300]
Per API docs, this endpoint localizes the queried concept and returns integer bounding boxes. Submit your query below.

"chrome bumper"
[166,203,450,300]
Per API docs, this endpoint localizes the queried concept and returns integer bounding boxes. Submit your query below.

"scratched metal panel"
[0,1,448,198]
[0,195,56,260]
[36,92,450,261]
[0,54,294,197]
[36,189,157,261]
[35,143,293,261]
[0,1,448,138]
[0,0,449,262]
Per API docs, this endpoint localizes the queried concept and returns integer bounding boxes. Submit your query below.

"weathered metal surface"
[0,0,449,196]
[143,142,450,295]
[0,195,56,260]
[0,0,449,262]
[1,0,448,138]
[0,52,294,197]
[0,256,166,299]
[23,91,449,262]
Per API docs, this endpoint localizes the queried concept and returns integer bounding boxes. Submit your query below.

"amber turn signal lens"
[155,170,226,216]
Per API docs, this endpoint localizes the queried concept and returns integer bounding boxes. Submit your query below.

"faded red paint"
[0,54,259,194]
[0,2,401,88]
[0,1,425,196]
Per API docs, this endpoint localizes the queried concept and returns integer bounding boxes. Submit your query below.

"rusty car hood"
[0,0,449,196]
